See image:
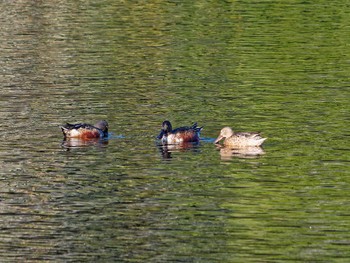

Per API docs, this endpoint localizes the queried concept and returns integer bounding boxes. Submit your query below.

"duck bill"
[214,135,224,144]
[157,130,165,140]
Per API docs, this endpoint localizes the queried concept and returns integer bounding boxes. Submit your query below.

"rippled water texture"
[0,1,349,262]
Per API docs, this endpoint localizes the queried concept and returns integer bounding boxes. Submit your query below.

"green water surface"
[0,1,349,262]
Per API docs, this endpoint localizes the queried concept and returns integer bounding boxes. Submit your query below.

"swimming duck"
[157,120,202,144]
[61,120,108,139]
[214,127,266,148]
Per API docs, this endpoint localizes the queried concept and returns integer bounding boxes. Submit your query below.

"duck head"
[214,127,234,144]
[95,120,109,135]
[157,120,172,139]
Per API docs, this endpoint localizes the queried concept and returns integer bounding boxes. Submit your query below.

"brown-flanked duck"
[157,120,202,144]
[60,120,108,139]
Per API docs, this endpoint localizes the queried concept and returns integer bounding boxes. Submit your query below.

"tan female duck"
[214,127,266,148]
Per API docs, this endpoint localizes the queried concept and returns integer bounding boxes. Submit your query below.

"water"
[0,1,349,262]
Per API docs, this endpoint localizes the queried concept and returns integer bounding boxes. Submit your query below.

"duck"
[214,127,266,148]
[60,120,108,139]
[157,120,202,144]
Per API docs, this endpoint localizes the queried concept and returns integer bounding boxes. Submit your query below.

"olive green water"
[0,1,349,262]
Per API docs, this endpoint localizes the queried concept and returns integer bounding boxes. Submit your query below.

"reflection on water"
[61,138,109,149]
[157,142,201,159]
[1,0,349,262]
[217,145,265,160]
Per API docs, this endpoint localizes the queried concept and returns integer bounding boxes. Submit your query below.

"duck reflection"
[217,145,265,160]
[61,138,109,150]
[157,142,200,159]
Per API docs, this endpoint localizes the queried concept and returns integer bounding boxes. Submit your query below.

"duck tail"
[257,137,267,146]
[191,122,203,132]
